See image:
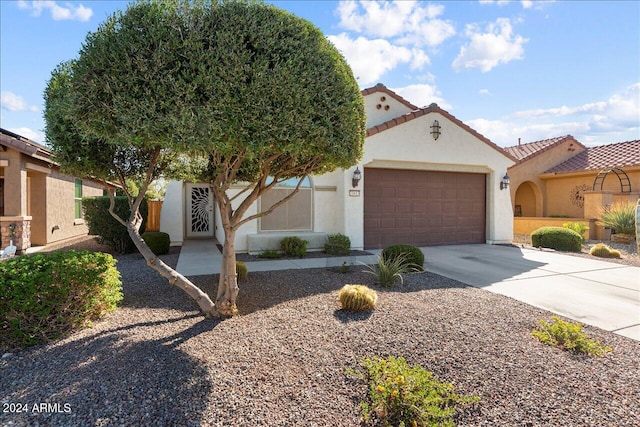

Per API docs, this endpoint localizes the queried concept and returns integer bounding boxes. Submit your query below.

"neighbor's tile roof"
[504,135,584,162]
[544,140,640,174]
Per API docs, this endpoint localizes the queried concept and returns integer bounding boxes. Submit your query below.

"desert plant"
[362,253,415,287]
[589,243,621,259]
[325,233,351,256]
[381,244,424,271]
[349,356,479,427]
[141,231,170,255]
[532,316,612,356]
[82,196,148,254]
[0,250,122,350]
[338,284,378,312]
[235,261,248,281]
[599,202,636,236]
[563,221,589,242]
[281,236,308,258]
[531,226,582,252]
[258,250,281,259]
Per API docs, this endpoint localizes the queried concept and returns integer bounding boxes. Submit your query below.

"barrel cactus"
[338,284,378,312]
[236,261,248,281]
[589,243,621,259]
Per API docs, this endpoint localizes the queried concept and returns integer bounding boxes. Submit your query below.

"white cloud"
[1,91,39,112]
[468,83,640,146]
[8,127,45,143]
[393,84,450,109]
[479,89,492,96]
[328,33,412,86]
[335,0,456,47]
[17,1,93,22]
[452,18,527,72]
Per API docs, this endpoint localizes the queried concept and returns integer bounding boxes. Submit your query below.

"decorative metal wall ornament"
[430,120,441,140]
[570,184,590,208]
[190,187,211,232]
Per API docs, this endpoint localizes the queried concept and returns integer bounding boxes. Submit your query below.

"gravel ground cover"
[1,237,639,426]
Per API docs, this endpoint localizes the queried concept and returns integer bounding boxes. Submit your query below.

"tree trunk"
[126,216,217,317]
[216,228,239,316]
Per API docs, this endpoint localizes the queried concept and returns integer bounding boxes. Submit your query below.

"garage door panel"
[364,168,486,249]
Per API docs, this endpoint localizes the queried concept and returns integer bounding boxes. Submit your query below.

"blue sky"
[1,0,638,147]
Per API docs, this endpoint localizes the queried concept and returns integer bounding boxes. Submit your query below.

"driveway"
[419,244,640,341]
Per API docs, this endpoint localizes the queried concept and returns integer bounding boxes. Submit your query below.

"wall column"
[583,190,613,240]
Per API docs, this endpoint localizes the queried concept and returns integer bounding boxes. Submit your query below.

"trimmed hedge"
[531,226,582,252]
[142,231,170,255]
[83,196,148,254]
[381,244,425,271]
[0,250,122,350]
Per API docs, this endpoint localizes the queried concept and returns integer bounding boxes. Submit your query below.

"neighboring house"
[0,128,104,253]
[506,136,640,238]
[161,83,515,252]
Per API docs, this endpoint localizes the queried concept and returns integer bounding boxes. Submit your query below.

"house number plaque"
[349,190,360,197]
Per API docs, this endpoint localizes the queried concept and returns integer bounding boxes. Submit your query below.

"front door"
[186,183,215,238]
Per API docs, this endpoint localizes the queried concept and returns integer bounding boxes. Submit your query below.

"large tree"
[45,0,365,317]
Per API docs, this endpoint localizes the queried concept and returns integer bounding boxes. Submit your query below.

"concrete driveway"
[420,244,640,341]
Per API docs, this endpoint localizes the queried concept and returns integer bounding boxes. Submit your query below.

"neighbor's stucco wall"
[350,110,515,246]
[542,168,640,218]
[45,171,103,245]
[507,138,585,217]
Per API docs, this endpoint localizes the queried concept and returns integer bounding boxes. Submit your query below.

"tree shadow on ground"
[0,314,218,426]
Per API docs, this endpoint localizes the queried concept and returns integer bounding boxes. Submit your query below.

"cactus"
[338,284,378,312]
[236,261,248,281]
[589,243,612,258]
[609,249,622,259]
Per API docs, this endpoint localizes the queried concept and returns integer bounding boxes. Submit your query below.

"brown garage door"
[364,168,486,249]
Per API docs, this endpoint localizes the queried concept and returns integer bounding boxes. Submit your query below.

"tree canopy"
[44,0,366,317]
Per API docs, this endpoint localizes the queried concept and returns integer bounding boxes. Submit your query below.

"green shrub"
[142,231,170,255]
[338,284,377,311]
[599,202,636,235]
[362,253,415,287]
[530,226,582,252]
[349,356,479,427]
[563,221,589,242]
[589,243,621,259]
[280,236,308,258]
[258,250,281,259]
[325,233,351,256]
[236,261,248,281]
[82,196,148,254]
[532,316,612,356]
[0,250,122,350]
[381,244,424,271]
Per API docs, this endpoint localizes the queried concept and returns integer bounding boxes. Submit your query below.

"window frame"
[258,177,313,232]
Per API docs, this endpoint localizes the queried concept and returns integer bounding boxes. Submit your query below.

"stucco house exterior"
[0,128,104,253]
[506,136,640,238]
[161,84,515,252]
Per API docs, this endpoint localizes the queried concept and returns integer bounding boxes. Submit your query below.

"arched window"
[259,177,312,231]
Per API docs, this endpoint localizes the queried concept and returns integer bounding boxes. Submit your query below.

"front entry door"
[186,183,215,238]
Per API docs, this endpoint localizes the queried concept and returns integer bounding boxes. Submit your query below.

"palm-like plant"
[599,202,637,235]
[362,253,418,287]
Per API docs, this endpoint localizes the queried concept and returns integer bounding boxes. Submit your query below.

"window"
[259,177,312,231]
[74,179,83,219]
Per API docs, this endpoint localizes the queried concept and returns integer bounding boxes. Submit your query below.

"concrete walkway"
[176,240,640,341]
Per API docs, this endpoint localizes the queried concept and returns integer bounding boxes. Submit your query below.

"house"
[160,83,516,252]
[0,128,104,253]
[506,136,640,238]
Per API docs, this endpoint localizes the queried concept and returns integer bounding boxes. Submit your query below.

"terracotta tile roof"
[361,83,419,110]
[365,103,516,161]
[504,135,585,162]
[544,140,640,174]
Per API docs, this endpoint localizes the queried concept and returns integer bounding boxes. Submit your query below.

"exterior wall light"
[430,120,441,140]
[500,173,510,190]
[352,167,362,188]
